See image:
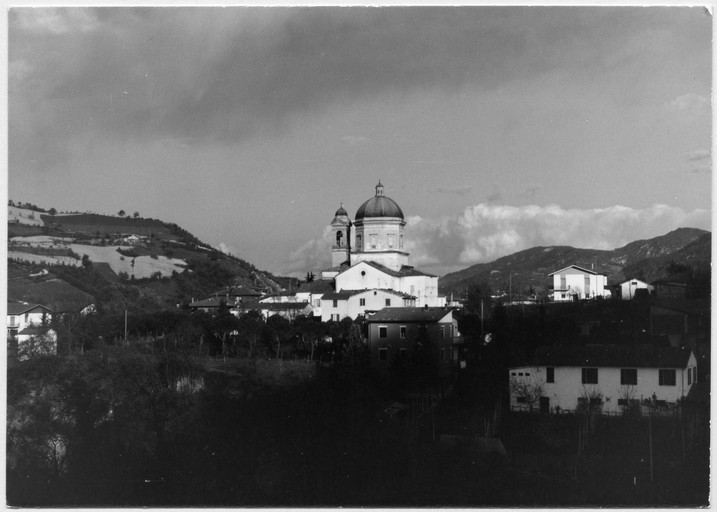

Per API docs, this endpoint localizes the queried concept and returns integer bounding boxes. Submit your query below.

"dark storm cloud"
[11,7,710,157]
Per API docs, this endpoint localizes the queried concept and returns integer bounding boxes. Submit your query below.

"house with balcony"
[7,302,53,338]
[509,344,697,415]
[365,306,461,378]
[548,265,610,302]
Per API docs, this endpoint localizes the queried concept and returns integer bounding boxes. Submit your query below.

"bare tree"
[509,377,544,412]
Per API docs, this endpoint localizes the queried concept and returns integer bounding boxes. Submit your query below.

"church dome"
[335,204,348,217]
[355,181,404,220]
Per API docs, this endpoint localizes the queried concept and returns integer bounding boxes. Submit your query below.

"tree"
[133,211,140,219]
[81,254,92,269]
[48,207,57,215]
[509,377,544,413]
[117,210,126,217]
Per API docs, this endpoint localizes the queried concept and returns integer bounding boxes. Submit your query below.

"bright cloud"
[287,203,712,277]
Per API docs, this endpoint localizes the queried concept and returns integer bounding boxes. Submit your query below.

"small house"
[509,344,697,415]
[548,265,609,302]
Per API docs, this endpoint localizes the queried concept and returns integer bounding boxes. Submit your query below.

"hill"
[439,227,710,298]
[8,204,296,313]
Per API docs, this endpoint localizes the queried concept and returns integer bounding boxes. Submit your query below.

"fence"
[510,404,681,418]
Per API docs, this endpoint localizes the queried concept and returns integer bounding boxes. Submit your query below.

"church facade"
[318,181,444,321]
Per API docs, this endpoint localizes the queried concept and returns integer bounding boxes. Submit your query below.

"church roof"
[355,181,404,220]
[355,260,436,278]
[324,288,416,300]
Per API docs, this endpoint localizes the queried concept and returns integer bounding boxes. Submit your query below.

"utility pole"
[124,309,128,343]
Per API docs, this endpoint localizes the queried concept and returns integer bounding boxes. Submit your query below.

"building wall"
[551,270,608,301]
[620,280,653,300]
[509,354,697,413]
[367,316,459,378]
[320,290,414,322]
[336,262,443,308]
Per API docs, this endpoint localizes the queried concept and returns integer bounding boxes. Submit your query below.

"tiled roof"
[529,344,693,369]
[189,297,232,308]
[18,326,54,335]
[324,288,416,301]
[348,260,436,278]
[296,279,335,294]
[210,287,263,297]
[260,302,310,311]
[7,303,53,315]
[365,306,454,323]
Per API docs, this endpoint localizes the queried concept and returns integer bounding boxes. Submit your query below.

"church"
[316,181,445,321]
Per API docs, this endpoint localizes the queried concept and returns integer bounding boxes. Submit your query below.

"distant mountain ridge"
[439,227,710,297]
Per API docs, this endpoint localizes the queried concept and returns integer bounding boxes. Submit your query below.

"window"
[314,299,320,307]
[659,369,676,386]
[400,326,407,339]
[581,368,598,384]
[525,373,530,377]
[511,372,516,376]
[440,326,445,338]
[356,235,362,250]
[399,235,404,249]
[440,348,446,361]
[370,234,377,249]
[693,367,697,384]
[379,326,388,339]
[385,298,391,307]
[688,367,692,385]
[333,300,338,308]
[332,314,340,322]
[388,234,395,248]
[399,348,407,359]
[518,373,524,377]
[560,276,566,289]
[620,368,637,386]
[359,298,366,306]
[546,367,554,383]
[584,276,591,295]
[516,397,527,404]
[378,348,387,361]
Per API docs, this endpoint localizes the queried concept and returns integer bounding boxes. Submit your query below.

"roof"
[210,287,263,297]
[324,288,415,301]
[355,181,404,220]
[189,297,231,308]
[365,307,455,323]
[7,303,54,315]
[259,302,310,311]
[18,326,54,336]
[345,260,436,279]
[526,344,693,369]
[548,265,601,277]
[334,204,349,217]
[295,279,335,294]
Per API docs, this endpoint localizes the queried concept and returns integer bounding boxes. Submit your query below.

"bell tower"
[331,203,352,267]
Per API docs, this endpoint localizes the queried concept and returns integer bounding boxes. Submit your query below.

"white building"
[321,288,416,322]
[618,278,653,300]
[316,182,444,321]
[7,303,53,338]
[548,265,610,302]
[509,345,697,415]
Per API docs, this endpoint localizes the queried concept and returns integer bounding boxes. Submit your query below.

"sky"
[8,6,712,277]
